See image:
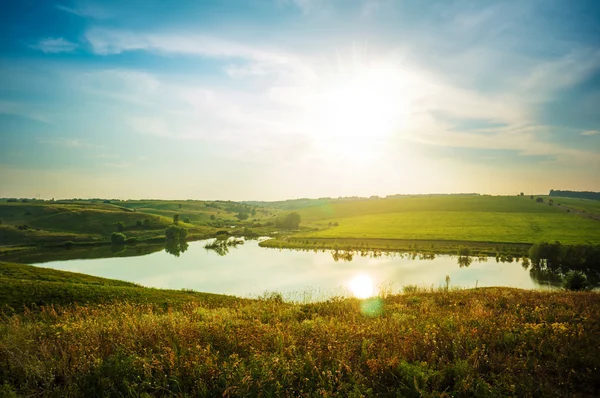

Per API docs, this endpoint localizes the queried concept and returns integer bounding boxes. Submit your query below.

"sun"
[309,65,409,162]
[349,274,375,299]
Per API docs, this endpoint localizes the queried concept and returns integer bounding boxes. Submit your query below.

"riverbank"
[0,262,598,396]
[259,236,532,257]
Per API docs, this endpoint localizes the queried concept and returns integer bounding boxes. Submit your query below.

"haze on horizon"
[0,0,599,201]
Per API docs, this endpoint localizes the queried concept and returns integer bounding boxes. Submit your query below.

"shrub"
[563,271,588,291]
[165,225,188,240]
[111,232,126,244]
[125,237,138,244]
[114,222,125,232]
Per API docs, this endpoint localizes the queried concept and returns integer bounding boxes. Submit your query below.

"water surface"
[26,239,554,300]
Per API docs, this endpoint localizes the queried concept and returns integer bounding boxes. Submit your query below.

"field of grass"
[0,262,243,313]
[0,242,166,264]
[303,211,600,244]
[1,261,599,396]
[550,196,600,216]
[0,283,598,396]
[0,261,137,287]
[286,195,600,246]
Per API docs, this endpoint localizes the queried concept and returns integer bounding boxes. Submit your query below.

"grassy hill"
[0,201,214,246]
[292,195,600,245]
[0,261,598,396]
[548,196,600,217]
[0,261,243,312]
[119,200,278,225]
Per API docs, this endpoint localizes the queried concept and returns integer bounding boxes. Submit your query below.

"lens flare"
[349,274,374,299]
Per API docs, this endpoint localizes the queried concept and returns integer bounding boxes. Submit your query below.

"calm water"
[28,239,554,300]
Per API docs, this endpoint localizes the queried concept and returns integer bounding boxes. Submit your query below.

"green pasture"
[293,196,599,245]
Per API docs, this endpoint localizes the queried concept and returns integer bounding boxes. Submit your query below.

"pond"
[16,239,557,301]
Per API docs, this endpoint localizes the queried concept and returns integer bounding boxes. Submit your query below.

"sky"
[0,0,599,201]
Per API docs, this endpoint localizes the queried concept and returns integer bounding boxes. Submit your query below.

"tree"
[536,197,544,203]
[165,224,188,240]
[236,212,249,220]
[563,271,588,291]
[114,221,125,232]
[111,232,126,244]
[173,214,180,224]
[519,192,524,196]
[281,212,301,229]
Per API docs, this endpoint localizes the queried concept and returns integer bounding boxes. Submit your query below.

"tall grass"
[1,288,598,396]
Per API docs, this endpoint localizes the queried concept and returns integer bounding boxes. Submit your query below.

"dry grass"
[1,288,599,397]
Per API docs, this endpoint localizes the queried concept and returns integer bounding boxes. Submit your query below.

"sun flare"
[309,65,410,162]
[349,274,375,299]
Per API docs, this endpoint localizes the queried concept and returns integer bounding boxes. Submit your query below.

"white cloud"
[581,130,600,136]
[85,28,289,62]
[518,48,600,101]
[55,2,112,19]
[31,37,78,54]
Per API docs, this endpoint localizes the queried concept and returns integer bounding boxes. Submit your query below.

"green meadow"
[263,195,600,250]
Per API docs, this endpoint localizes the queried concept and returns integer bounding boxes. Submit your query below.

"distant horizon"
[4,189,598,203]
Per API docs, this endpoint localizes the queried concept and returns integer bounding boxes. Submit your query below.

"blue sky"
[0,0,599,200]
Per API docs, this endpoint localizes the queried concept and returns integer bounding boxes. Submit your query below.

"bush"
[114,222,125,232]
[125,237,138,244]
[563,271,588,291]
[165,225,188,241]
[111,232,126,245]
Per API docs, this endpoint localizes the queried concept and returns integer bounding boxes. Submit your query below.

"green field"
[0,202,179,245]
[549,196,600,216]
[1,262,599,396]
[290,195,600,245]
[0,262,243,312]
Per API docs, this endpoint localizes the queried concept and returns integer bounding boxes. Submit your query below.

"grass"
[0,243,166,264]
[260,237,530,256]
[549,196,600,216]
[0,262,244,313]
[1,261,599,396]
[0,261,137,286]
[0,285,598,396]
[302,211,600,244]
[273,196,600,250]
[0,200,281,249]
[0,201,218,247]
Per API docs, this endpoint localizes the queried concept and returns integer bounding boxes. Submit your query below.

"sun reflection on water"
[349,274,374,299]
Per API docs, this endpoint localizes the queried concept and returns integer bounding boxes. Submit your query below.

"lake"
[22,238,555,301]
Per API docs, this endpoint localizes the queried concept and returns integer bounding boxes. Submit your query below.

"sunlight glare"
[349,274,375,299]
[309,65,410,163]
